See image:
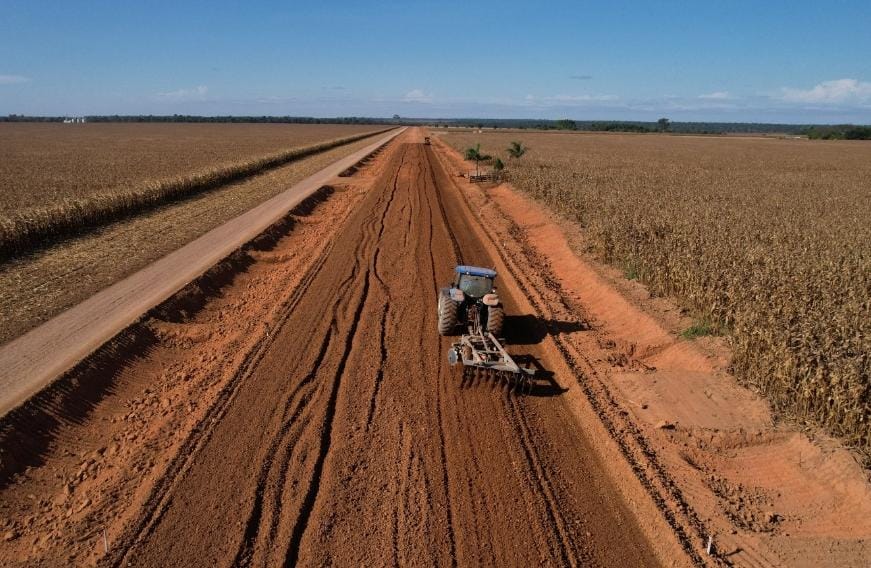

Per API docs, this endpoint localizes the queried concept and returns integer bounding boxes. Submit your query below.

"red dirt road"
[121,137,658,566]
[0,130,682,566]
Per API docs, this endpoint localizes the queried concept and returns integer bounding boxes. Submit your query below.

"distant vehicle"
[424,136,431,145]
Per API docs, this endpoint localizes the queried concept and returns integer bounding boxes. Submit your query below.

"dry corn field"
[0,123,388,256]
[443,131,871,460]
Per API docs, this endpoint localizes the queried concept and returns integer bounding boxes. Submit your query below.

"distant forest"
[803,125,871,140]
[3,114,869,138]
[1,114,384,125]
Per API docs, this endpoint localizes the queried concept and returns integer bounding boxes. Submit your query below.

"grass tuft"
[680,320,715,339]
[624,263,642,280]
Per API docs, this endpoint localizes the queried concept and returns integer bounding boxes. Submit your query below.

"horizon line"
[3,114,870,127]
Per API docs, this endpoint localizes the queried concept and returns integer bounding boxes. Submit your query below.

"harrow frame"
[448,330,536,393]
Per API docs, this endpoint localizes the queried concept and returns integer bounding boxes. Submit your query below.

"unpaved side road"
[0,129,402,418]
[0,130,678,567]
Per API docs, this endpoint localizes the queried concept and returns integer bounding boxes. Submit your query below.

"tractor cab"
[438,265,503,337]
[453,265,496,299]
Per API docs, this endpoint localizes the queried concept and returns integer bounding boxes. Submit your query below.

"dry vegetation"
[443,131,871,459]
[0,133,386,344]
[0,124,388,256]
[0,123,382,209]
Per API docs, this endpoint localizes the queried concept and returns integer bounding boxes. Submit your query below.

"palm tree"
[507,141,527,159]
[492,158,505,180]
[464,144,491,176]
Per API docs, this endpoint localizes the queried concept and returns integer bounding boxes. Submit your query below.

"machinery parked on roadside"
[437,265,535,391]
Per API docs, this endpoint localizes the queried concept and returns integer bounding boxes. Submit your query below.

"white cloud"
[523,93,619,106]
[402,89,433,103]
[699,91,731,100]
[0,74,30,85]
[780,78,871,104]
[549,94,618,102]
[156,85,209,101]
[245,95,301,105]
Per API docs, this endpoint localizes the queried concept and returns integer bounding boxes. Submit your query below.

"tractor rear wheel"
[487,305,504,337]
[438,296,459,336]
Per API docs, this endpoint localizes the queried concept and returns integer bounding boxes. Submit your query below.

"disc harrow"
[449,331,535,394]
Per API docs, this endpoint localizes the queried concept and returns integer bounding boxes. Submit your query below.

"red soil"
[8,127,864,567]
[0,129,685,567]
[430,133,871,567]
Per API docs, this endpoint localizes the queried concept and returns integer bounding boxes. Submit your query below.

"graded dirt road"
[0,130,675,567]
[121,136,658,566]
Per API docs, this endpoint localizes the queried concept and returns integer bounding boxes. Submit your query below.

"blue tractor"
[438,265,534,389]
[437,265,504,337]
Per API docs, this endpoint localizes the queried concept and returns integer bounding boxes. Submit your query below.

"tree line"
[804,125,871,140]
[3,114,869,137]
[0,114,389,124]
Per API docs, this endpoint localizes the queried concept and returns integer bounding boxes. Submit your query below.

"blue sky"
[1,1,870,123]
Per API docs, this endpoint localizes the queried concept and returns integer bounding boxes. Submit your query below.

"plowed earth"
[0,131,681,566]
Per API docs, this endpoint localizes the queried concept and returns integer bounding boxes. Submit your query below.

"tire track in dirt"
[117,142,414,567]
[283,274,371,567]
[111,201,344,567]
[417,163,462,566]
[507,393,578,566]
[363,150,409,431]
[431,150,585,567]
[230,324,334,566]
[282,150,411,565]
[423,155,497,564]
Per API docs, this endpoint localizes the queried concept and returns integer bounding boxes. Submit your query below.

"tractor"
[437,265,534,390]
[437,265,503,337]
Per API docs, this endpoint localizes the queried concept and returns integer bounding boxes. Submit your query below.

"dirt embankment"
[0,129,680,567]
[431,133,871,568]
